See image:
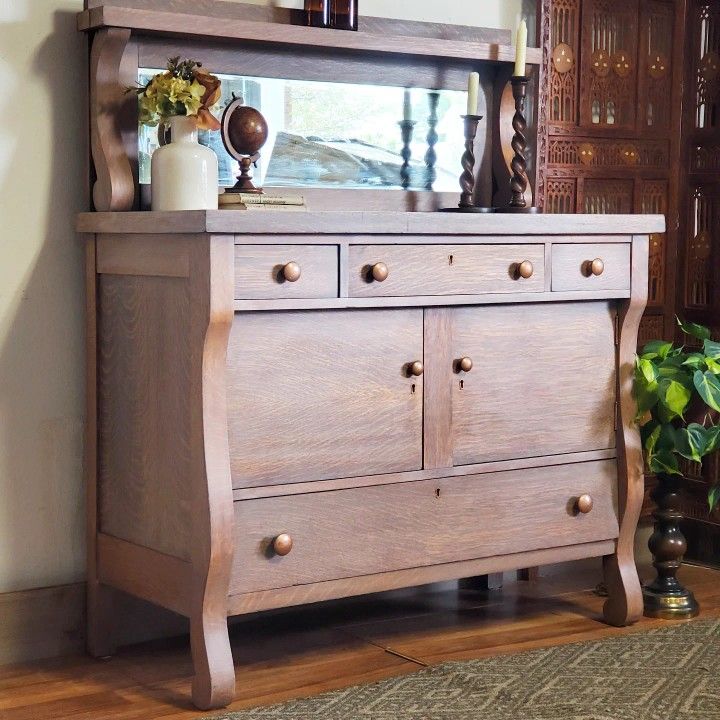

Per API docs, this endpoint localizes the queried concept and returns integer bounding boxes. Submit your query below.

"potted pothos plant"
[635,318,720,619]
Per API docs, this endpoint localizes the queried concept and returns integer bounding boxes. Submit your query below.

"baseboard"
[0,583,188,666]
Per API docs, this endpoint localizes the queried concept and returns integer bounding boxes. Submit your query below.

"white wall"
[0,0,523,595]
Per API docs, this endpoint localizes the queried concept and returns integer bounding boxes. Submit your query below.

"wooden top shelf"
[77,211,666,236]
[78,3,542,66]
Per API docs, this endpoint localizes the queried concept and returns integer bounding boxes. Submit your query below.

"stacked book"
[218,192,306,211]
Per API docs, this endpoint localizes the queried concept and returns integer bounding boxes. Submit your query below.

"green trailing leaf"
[710,486,720,512]
[676,424,709,463]
[677,317,711,341]
[641,340,674,360]
[637,358,659,384]
[643,423,661,458]
[694,370,720,413]
[683,353,707,370]
[705,425,720,455]
[659,379,692,419]
[706,357,720,375]
[649,449,681,476]
[703,339,720,359]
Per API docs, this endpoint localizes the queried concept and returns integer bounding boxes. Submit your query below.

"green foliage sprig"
[636,318,720,510]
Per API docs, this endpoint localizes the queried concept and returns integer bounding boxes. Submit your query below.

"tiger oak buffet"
[76,0,665,710]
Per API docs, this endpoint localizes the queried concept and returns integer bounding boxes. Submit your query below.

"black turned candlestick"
[643,475,700,619]
[496,76,537,214]
[398,120,416,191]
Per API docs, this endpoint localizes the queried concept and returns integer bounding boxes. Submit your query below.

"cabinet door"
[450,302,617,466]
[227,309,423,488]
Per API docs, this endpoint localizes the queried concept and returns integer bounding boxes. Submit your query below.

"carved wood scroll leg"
[90,28,137,211]
[603,235,649,627]
[190,236,236,710]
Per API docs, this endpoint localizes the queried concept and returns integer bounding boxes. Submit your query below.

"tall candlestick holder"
[441,114,494,213]
[424,91,440,191]
[496,75,538,213]
[398,120,416,190]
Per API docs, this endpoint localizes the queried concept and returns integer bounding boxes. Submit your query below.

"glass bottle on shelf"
[331,0,358,31]
[305,0,331,28]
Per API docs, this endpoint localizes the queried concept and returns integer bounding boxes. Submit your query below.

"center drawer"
[349,244,545,297]
[229,460,619,595]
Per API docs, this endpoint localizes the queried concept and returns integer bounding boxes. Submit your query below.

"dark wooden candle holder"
[398,120,417,191]
[441,114,494,213]
[496,76,538,214]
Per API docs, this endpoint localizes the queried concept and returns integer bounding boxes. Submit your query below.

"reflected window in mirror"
[138,71,469,192]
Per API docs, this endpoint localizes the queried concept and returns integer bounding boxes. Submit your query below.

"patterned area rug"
[209,618,720,720]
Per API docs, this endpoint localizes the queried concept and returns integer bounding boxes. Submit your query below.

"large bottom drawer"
[229,460,619,595]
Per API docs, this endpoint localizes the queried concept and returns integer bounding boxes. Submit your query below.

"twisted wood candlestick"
[459,114,483,208]
[424,91,440,191]
[398,120,417,190]
[497,76,537,214]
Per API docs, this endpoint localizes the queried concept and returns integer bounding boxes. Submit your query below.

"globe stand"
[221,96,269,196]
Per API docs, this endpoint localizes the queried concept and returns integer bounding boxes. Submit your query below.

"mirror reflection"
[138,71,468,191]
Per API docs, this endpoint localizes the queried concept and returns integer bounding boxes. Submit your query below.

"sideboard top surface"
[77,211,666,237]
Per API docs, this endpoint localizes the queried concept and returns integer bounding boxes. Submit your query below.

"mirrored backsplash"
[138,71,469,192]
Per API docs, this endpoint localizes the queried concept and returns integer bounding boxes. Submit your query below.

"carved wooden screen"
[676,0,720,563]
[540,0,682,345]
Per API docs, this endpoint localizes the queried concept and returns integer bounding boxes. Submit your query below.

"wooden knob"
[517,260,534,279]
[372,262,389,282]
[272,533,293,556]
[577,495,594,514]
[410,361,424,377]
[459,357,473,373]
[282,262,302,282]
[588,258,605,277]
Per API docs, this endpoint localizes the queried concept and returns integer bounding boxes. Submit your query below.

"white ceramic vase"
[151,116,218,211]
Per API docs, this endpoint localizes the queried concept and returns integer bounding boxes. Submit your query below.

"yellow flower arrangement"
[133,57,222,130]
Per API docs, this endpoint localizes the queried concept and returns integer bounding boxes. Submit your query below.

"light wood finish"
[228,541,617,615]
[89,28,136,212]
[602,235,649,627]
[551,243,631,292]
[97,234,191,277]
[226,310,423,488]
[234,245,338,300]
[84,218,655,710]
[349,245,545,297]
[78,3,542,66]
[451,302,617,465]
[96,534,192,616]
[77,211,667,236]
[230,461,619,595]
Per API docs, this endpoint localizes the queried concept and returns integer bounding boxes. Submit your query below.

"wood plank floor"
[1,560,719,720]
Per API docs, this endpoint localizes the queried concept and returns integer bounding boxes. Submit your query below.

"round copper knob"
[410,361,424,377]
[577,495,594,514]
[587,258,605,277]
[459,357,474,373]
[272,533,293,556]
[372,262,389,282]
[517,260,534,279]
[282,262,301,283]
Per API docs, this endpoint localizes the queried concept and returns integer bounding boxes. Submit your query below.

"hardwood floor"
[1,560,719,719]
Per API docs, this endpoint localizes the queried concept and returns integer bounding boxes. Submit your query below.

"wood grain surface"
[451,301,617,465]
[234,245,338,300]
[229,460,619,595]
[349,245,545,297]
[97,273,192,560]
[226,309,424,488]
[552,243,632,292]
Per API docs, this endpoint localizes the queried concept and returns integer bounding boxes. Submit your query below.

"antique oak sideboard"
[77,209,664,709]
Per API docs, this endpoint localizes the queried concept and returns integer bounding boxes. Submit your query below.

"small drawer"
[552,243,631,293]
[234,245,338,300]
[349,244,545,297]
[230,460,619,595]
